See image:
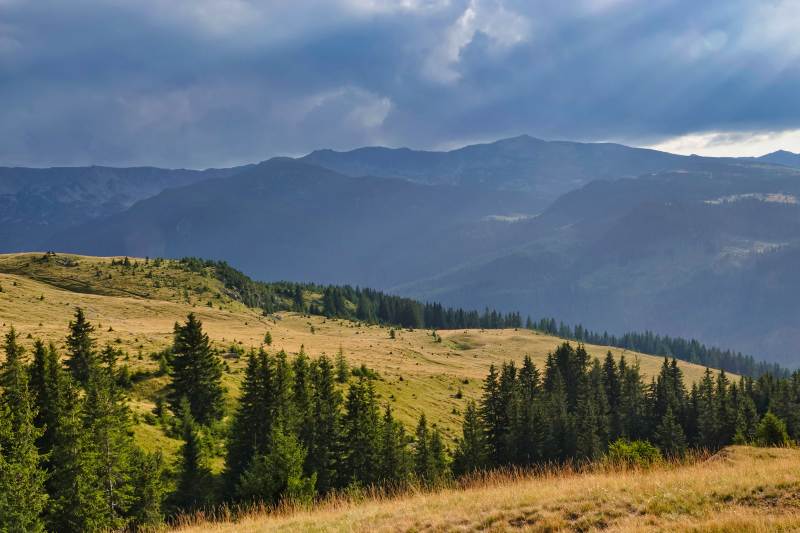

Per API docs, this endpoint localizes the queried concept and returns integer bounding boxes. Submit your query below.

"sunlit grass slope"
[0,252,727,447]
[175,446,800,532]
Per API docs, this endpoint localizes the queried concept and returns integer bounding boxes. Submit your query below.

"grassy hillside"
[175,446,800,532]
[0,252,728,451]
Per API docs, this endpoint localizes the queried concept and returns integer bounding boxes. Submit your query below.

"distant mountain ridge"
[302,134,696,210]
[5,136,800,365]
[49,158,542,288]
[0,164,250,251]
[757,149,800,168]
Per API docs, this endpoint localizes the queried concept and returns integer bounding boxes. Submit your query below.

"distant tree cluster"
[176,257,784,378]
[452,343,795,474]
[532,318,786,378]
[174,257,784,378]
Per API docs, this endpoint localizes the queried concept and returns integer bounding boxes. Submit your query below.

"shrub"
[756,412,790,447]
[605,439,662,468]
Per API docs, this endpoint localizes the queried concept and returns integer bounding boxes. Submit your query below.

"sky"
[1,0,799,168]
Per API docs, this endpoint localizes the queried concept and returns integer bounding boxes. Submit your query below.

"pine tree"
[225,351,271,492]
[273,350,295,429]
[174,398,213,510]
[574,374,603,461]
[128,448,165,529]
[65,308,97,386]
[714,370,735,446]
[589,359,610,447]
[428,426,449,484]
[654,406,687,458]
[696,368,718,449]
[413,414,431,481]
[356,293,376,323]
[479,365,502,464]
[618,357,647,440]
[542,371,574,460]
[0,329,48,533]
[237,427,316,505]
[307,355,341,493]
[335,347,349,384]
[732,388,759,445]
[46,378,107,532]
[340,377,380,487]
[292,350,314,452]
[84,345,135,528]
[602,352,622,440]
[453,401,487,475]
[377,405,410,485]
[167,314,225,425]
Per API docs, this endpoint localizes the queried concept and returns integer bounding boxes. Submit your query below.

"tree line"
[2,307,799,531]
[0,309,449,531]
[531,318,786,379]
[452,343,796,474]
[0,309,163,532]
[177,257,782,378]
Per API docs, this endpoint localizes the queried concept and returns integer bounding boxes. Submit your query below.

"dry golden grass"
[174,446,800,532]
[0,252,729,443]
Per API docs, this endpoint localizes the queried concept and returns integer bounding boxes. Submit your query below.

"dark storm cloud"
[1,0,799,167]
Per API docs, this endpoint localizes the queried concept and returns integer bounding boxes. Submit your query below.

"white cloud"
[741,0,800,56]
[343,0,451,14]
[281,86,393,133]
[648,129,800,157]
[423,0,531,84]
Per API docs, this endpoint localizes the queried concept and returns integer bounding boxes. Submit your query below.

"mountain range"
[3,136,800,365]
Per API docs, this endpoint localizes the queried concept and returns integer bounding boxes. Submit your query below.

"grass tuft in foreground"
[173,446,800,532]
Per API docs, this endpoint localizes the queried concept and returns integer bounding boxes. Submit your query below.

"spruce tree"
[0,329,48,533]
[65,308,97,386]
[340,377,380,487]
[237,427,316,505]
[618,357,647,440]
[542,372,574,460]
[174,398,213,510]
[453,401,487,475]
[307,355,341,493]
[654,406,687,458]
[46,378,106,532]
[167,314,225,425]
[128,449,165,529]
[413,414,431,481]
[714,370,735,446]
[356,293,376,323]
[479,365,502,464]
[273,350,295,429]
[225,350,271,492]
[84,345,135,528]
[292,350,314,452]
[377,404,411,485]
[30,343,66,464]
[574,374,603,461]
[292,286,306,313]
[732,389,759,445]
[696,368,718,449]
[335,347,349,383]
[602,351,622,440]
